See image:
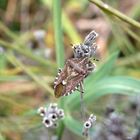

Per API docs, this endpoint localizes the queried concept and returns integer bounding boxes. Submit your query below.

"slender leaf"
[64,116,83,136]
[68,76,140,110]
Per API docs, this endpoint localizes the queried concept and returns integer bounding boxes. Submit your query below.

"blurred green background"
[0,0,140,140]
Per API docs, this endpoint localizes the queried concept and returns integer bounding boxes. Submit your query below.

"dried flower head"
[38,103,64,128]
[82,114,96,137]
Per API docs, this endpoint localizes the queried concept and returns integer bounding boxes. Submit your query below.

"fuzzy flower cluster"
[38,103,64,128]
[82,114,96,136]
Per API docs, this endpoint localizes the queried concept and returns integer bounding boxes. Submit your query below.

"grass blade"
[89,0,140,29]
[53,0,64,68]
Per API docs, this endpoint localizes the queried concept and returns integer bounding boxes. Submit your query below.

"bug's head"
[72,44,84,58]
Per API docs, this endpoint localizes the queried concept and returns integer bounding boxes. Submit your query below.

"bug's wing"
[64,73,85,96]
[54,65,68,98]
[54,83,65,98]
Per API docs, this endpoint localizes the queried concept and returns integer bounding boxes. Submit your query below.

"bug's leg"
[85,62,96,77]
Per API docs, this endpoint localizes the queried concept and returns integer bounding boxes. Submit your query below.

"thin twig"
[89,0,140,29]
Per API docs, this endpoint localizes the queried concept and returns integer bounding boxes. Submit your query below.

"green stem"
[53,0,64,68]
[53,0,65,139]
[56,121,65,140]
[42,0,81,44]
[89,0,140,29]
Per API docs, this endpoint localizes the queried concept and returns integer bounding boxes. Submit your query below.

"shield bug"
[54,57,96,98]
[54,30,99,98]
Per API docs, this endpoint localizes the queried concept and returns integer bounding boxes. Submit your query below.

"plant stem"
[89,0,140,29]
[80,81,86,122]
[53,0,64,68]
[56,121,65,140]
[41,0,82,44]
[53,0,65,139]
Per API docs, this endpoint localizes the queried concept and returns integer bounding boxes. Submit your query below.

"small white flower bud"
[57,109,64,118]
[89,114,96,123]
[48,103,58,113]
[48,113,58,122]
[50,103,58,108]
[43,117,53,128]
[53,122,58,128]
[84,121,92,129]
[37,107,46,117]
